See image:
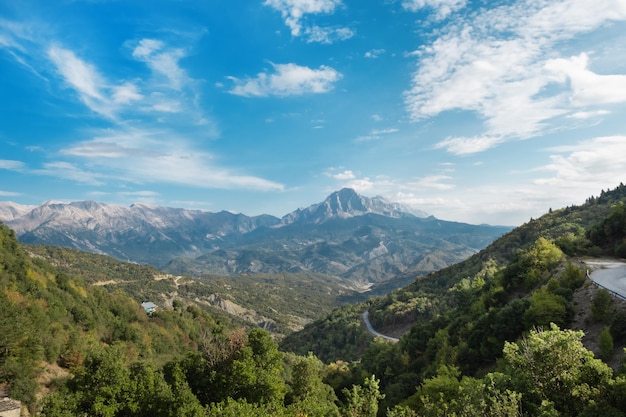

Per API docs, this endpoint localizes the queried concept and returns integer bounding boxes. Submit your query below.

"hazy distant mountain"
[0,189,511,285]
[0,201,35,221]
[1,200,279,264]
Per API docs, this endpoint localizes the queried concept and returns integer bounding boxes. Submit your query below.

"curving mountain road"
[362,311,399,342]
[585,259,626,300]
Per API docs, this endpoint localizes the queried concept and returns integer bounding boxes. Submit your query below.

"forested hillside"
[0,221,389,416]
[2,184,626,416]
[23,244,351,336]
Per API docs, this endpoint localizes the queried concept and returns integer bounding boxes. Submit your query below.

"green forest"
[2,184,626,416]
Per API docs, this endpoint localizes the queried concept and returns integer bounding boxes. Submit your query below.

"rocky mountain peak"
[281,188,428,225]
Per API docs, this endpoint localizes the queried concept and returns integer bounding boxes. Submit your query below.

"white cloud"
[47,45,145,118]
[0,160,26,170]
[567,110,611,119]
[546,53,626,106]
[332,170,356,180]
[37,161,105,186]
[355,127,398,143]
[0,191,21,197]
[118,190,161,198]
[112,82,143,104]
[405,0,626,154]
[132,38,188,90]
[364,49,385,59]
[58,128,284,191]
[264,0,351,43]
[228,63,342,97]
[44,39,213,130]
[371,128,398,135]
[304,25,354,43]
[48,46,104,100]
[537,136,626,188]
[132,39,164,59]
[415,175,455,190]
[434,135,505,155]
[402,0,466,19]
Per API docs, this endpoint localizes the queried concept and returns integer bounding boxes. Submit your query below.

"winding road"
[362,311,400,342]
[585,259,626,300]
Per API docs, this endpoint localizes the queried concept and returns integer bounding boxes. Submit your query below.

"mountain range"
[0,188,510,286]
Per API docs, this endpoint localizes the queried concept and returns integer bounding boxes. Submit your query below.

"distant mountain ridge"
[0,188,511,285]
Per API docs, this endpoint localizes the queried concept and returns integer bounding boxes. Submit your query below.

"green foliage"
[284,352,341,416]
[591,288,613,322]
[342,375,384,417]
[523,288,570,328]
[503,324,614,416]
[404,366,521,417]
[281,302,371,363]
[559,263,585,290]
[599,326,615,360]
[587,198,626,257]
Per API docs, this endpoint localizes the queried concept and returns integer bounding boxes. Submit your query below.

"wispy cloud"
[567,110,611,120]
[0,191,21,197]
[0,18,280,193]
[330,170,456,196]
[332,170,356,180]
[264,0,353,43]
[0,20,211,127]
[414,175,455,190]
[131,38,188,90]
[405,0,626,155]
[36,161,106,186]
[228,63,342,97]
[48,46,116,117]
[402,0,467,19]
[304,25,354,44]
[58,128,285,191]
[0,160,26,170]
[354,127,398,143]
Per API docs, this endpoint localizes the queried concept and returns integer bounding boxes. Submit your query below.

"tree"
[559,263,585,290]
[591,289,613,322]
[599,326,614,361]
[69,346,133,417]
[227,328,286,404]
[523,288,569,328]
[286,352,339,416]
[342,375,384,417]
[503,324,613,416]
[405,366,521,417]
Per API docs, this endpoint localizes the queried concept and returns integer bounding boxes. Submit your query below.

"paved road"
[585,260,626,300]
[362,311,399,342]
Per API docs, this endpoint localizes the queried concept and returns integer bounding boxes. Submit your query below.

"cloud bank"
[405,0,626,155]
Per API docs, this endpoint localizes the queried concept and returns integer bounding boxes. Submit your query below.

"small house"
[141,301,158,315]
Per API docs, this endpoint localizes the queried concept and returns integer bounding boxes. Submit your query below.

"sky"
[1,0,625,226]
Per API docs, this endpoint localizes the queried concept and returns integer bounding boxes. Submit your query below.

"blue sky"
[1,0,625,226]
